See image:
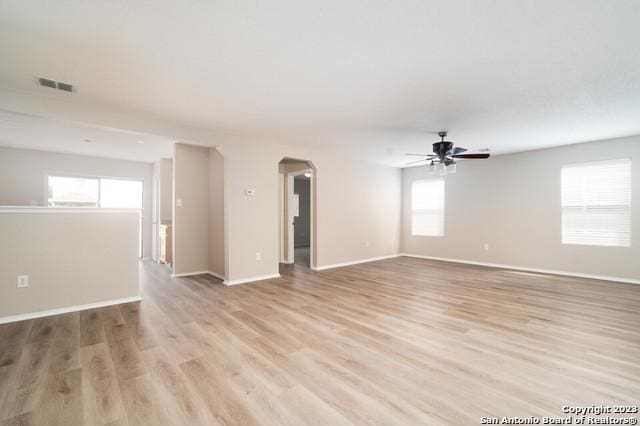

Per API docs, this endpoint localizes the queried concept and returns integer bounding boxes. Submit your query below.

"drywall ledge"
[0,208,141,318]
[0,296,143,324]
[400,253,640,285]
[223,273,281,286]
[312,254,399,271]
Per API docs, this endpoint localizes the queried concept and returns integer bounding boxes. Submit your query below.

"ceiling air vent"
[38,77,56,88]
[56,82,73,92]
[37,77,74,92]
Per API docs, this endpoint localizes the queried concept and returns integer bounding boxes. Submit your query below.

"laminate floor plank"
[138,347,215,425]
[48,313,81,374]
[33,368,83,425]
[80,342,126,425]
[0,258,638,425]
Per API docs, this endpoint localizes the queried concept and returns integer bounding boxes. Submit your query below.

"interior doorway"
[293,173,311,266]
[278,158,316,269]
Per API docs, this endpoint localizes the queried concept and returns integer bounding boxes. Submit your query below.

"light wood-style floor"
[1,257,639,425]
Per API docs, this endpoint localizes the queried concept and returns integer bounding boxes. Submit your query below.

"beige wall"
[208,148,225,277]
[220,141,401,282]
[159,158,173,223]
[173,143,210,275]
[0,209,140,319]
[0,147,154,258]
[315,154,400,267]
[401,135,640,281]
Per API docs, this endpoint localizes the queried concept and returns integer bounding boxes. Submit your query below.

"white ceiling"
[0,0,639,166]
[0,110,173,162]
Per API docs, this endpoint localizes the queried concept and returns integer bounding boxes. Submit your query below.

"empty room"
[0,1,638,425]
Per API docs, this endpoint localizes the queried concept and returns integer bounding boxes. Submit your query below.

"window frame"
[45,172,143,208]
[45,172,145,257]
[411,178,445,237]
[560,158,631,248]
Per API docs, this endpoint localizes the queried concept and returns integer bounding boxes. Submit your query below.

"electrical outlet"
[255,252,261,261]
[483,243,490,251]
[17,275,29,288]
[176,198,183,207]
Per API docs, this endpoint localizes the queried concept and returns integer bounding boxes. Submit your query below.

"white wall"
[208,148,225,277]
[173,143,210,275]
[159,158,173,223]
[152,161,160,261]
[316,154,401,267]
[0,208,140,320]
[220,141,401,282]
[401,135,640,281]
[171,144,225,278]
[0,147,154,258]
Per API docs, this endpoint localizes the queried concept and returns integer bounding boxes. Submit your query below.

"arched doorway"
[278,158,317,269]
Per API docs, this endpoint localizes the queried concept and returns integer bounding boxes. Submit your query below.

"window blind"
[411,178,444,236]
[561,158,631,247]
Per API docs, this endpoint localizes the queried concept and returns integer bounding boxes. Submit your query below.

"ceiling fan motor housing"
[432,141,453,157]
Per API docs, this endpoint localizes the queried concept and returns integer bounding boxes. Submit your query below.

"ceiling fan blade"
[406,158,430,165]
[451,153,490,159]
[404,153,436,157]
[452,147,467,154]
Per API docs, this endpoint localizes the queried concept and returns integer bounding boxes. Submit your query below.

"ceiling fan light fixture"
[404,131,490,167]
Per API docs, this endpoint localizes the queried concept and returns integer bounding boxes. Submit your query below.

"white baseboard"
[399,253,640,285]
[171,270,210,278]
[0,296,143,324]
[312,254,399,271]
[207,270,225,280]
[171,270,225,280]
[223,273,281,286]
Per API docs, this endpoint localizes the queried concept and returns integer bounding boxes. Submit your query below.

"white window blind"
[561,158,631,247]
[412,178,444,236]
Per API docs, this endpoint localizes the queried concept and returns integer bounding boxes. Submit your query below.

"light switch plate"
[176,198,183,207]
[17,275,29,288]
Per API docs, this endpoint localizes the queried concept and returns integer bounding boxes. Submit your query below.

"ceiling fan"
[405,131,490,174]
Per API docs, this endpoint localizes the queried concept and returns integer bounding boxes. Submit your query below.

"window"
[48,175,99,207]
[48,175,144,256]
[561,158,631,247]
[48,175,143,209]
[411,178,444,236]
